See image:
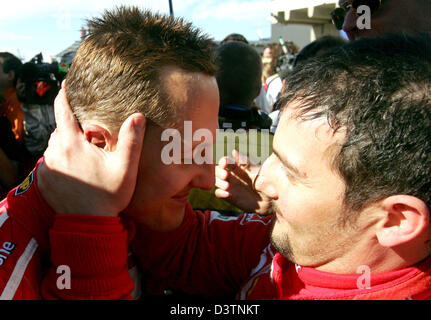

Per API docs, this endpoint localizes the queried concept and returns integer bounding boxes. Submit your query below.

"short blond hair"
[66,6,216,131]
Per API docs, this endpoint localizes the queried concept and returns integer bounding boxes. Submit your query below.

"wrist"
[37,161,119,217]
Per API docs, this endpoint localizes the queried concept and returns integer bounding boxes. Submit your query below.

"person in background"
[265,42,299,111]
[254,44,273,114]
[0,52,27,194]
[269,36,347,133]
[0,114,20,197]
[292,36,347,67]
[262,44,272,60]
[0,52,24,144]
[216,41,271,131]
[16,61,57,160]
[220,33,249,45]
[335,0,431,41]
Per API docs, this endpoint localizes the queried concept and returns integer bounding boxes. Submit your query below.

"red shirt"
[2,160,430,299]
[134,205,431,300]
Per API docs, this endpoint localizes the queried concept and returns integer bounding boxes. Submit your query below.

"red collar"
[272,252,431,299]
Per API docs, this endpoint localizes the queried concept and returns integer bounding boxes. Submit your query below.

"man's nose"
[255,155,278,200]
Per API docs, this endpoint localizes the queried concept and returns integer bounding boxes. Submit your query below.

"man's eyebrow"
[272,148,306,179]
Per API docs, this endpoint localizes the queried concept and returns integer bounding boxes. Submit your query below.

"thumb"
[115,113,146,173]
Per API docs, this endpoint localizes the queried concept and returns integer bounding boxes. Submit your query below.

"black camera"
[17,53,68,105]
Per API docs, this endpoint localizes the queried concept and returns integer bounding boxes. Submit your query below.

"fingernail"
[133,116,146,131]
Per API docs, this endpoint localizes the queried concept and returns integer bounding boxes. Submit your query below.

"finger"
[115,113,146,173]
[214,188,230,199]
[53,87,82,137]
[232,149,249,168]
[218,156,237,172]
[215,177,229,191]
[218,156,228,167]
[215,165,229,180]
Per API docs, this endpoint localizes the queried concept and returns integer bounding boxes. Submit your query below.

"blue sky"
[0,0,274,62]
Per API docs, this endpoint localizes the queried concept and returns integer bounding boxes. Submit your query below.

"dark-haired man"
[337,0,431,41]
[0,53,23,197]
[220,33,249,45]
[38,33,431,300]
[0,52,23,143]
[216,41,271,131]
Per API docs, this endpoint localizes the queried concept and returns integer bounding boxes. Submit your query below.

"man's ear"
[376,195,430,248]
[82,123,117,151]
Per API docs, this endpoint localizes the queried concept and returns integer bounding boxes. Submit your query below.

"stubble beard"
[269,199,296,262]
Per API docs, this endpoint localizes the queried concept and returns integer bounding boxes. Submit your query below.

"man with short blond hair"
[0,6,223,299]
[67,7,216,131]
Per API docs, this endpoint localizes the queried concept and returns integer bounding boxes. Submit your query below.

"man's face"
[0,58,12,94]
[263,47,272,58]
[256,104,366,267]
[339,0,425,41]
[124,68,219,229]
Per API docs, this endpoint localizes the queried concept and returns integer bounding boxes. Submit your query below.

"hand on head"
[37,81,146,217]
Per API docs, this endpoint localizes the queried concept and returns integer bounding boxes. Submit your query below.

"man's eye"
[281,164,294,180]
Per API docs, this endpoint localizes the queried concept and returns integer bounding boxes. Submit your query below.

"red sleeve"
[40,214,135,300]
[0,204,43,299]
[133,204,273,298]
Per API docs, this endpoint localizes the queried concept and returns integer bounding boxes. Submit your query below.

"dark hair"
[215,41,262,107]
[293,36,347,67]
[0,52,22,85]
[279,33,431,220]
[66,6,216,131]
[220,33,249,45]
